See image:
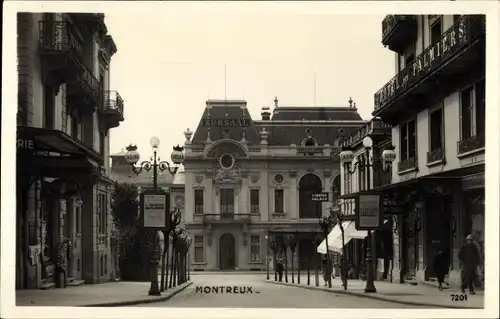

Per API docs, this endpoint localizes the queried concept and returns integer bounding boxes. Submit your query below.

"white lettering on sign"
[143,195,166,228]
[358,195,380,229]
[311,193,329,202]
[17,139,34,149]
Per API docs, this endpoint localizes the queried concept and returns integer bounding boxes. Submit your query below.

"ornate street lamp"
[124,138,185,296]
[318,216,334,288]
[339,136,396,294]
[288,232,298,284]
[269,238,278,281]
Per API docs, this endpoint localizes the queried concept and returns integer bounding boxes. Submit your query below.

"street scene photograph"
[4,1,497,318]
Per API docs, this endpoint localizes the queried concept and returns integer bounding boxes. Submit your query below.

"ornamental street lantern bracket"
[125,143,185,177]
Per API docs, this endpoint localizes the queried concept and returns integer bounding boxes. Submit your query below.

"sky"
[104,9,395,160]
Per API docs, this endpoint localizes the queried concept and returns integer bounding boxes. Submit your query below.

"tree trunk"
[297,251,300,284]
[160,242,167,291]
[284,250,288,283]
[307,256,311,285]
[273,252,277,281]
[314,252,319,286]
[169,243,176,288]
[291,250,295,283]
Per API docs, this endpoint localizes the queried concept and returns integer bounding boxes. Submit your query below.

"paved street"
[132,274,434,308]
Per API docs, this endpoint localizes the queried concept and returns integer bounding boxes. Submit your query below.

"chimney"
[261,107,271,120]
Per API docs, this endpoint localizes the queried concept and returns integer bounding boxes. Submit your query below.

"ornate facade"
[183,98,366,271]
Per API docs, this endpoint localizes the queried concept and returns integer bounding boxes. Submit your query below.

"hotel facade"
[16,13,124,289]
[370,14,484,287]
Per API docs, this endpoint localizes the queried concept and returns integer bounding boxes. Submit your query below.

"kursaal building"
[182,98,365,271]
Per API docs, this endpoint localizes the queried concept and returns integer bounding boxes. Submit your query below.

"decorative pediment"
[213,163,241,184]
[204,139,248,158]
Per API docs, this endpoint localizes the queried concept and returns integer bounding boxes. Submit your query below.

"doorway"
[66,198,83,280]
[425,195,451,279]
[219,233,236,270]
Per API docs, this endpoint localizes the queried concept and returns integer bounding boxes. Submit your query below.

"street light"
[318,216,334,288]
[124,138,185,296]
[288,232,298,284]
[269,238,278,281]
[186,235,192,281]
[339,136,396,294]
[264,233,270,280]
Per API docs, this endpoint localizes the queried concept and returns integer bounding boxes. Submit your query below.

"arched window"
[299,174,323,218]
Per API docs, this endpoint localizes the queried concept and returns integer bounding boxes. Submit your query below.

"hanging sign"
[140,190,169,229]
[311,192,329,202]
[355,194,383,230]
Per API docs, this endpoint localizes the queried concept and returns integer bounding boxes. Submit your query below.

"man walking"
[458,234,481,294]
[276,259,284,282]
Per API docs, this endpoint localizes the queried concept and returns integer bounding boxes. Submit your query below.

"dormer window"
[302,137,318,147]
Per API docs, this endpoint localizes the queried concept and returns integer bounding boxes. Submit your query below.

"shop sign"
[140,190,169,229]
[355,194,383,230]
[202,118,250,127]
[311,192,329,202]
[375,17,470,110]
[462,173,485,190]
[17,138,35,149]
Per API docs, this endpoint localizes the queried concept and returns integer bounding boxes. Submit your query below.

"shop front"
[16,126,103,289]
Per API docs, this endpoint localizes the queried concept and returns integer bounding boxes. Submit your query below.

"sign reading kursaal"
[355,194,383,230]
[202,118,251,127]
[375,16,471,110]
[311,192,329,202]
[141,193,168,228]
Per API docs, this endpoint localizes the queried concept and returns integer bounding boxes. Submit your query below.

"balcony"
[297,146,324,156]
[66,65,102,113]
[457,135,485,156]
[98,91,124,129]
[397,157,417,173]
[382,15,418,53]
[374,15,485,123]
[426,147,445,165]
[38,20,85,88]
[203,214,251,224]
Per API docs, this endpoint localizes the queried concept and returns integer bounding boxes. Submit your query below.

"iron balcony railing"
[103,90,124,116]
[381,15,416,43]
[427,147,445,164]
[374,15,485,112]
[203,214,251,223]
[397,157,417,173]
[340,118,391,149]
[75,66,102,103]
[39,20,83,61]
[297,146,324,155]
[457,135,485,155]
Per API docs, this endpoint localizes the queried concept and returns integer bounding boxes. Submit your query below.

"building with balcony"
[182,98,366,271]
[16,13,125,289]
[372,14,485,287]
[318,118,394,281]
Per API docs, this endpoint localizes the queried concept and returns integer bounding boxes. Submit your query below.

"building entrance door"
[425,196,451,279]
[66,198,83,281]
[219,233,236,270]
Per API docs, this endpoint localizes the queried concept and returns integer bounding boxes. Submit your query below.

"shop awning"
[17,126,102,178]
[317,219,390,254]
[17,126,102,162]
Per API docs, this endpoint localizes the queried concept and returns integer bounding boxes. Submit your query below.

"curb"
[263,280,481,309]
[83,281,193,307]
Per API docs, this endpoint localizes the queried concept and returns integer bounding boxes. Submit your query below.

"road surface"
[133,274,436,308]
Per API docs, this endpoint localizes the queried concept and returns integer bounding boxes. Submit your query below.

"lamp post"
[318,216,334,288]
[186,236,192,281]
[269,238,278,281]
[288,232,298,284]
[124,138,185,296]
[264,233,270,280]
[339,136,396,294]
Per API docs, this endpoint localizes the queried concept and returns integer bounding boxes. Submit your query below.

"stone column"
[289,172,298,220]
[261,171,269,221]
[17,13,35,126]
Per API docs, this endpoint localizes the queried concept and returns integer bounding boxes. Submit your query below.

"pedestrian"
[322,257,333,286]
[276,259,284,282]
[433,248,449,291]
[458,234,481,294]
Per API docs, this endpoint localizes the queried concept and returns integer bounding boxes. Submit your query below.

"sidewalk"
[264,275,483,309]
[16,281,192,307]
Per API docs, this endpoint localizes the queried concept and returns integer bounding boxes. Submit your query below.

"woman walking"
[433,248,449,291]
